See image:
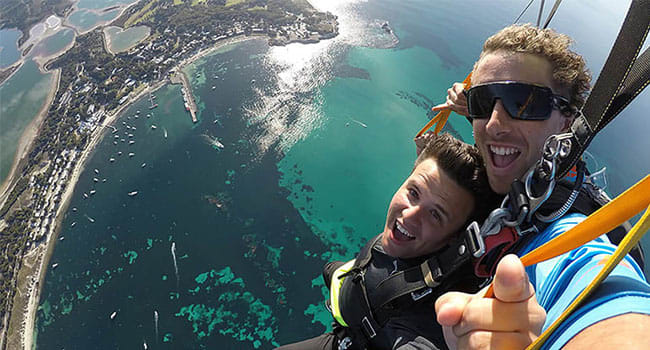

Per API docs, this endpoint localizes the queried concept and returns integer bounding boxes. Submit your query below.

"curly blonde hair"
[474,24,591,112]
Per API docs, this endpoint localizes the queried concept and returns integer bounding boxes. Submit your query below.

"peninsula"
[0,1,338,349]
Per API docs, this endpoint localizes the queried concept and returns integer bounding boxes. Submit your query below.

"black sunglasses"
[464,81,573,121]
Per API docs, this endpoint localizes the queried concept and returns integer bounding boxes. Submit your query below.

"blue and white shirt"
[518,213,650,349]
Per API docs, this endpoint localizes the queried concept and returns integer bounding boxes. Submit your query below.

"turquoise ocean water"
[31,0,650,348]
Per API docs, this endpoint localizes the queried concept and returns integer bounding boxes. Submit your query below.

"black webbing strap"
[370,234,473,311]
[352,235,383,271]
[557,0,650,179]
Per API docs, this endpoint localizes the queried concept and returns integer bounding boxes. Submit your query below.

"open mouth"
[489,145,521,169]
[392,221,415,242]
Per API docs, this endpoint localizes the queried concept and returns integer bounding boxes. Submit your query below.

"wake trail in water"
[349,117,367,128]
[154,310,159,344]
[171,242,179,289]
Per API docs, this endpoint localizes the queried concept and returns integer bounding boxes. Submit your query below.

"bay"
[0,28,22,68]
[29,28,75,59]
[0,60,54,182]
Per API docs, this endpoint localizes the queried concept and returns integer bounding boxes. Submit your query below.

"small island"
[0,0,338,348]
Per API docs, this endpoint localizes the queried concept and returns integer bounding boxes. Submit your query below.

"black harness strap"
[558,0,650,179]
[368,234,474,311]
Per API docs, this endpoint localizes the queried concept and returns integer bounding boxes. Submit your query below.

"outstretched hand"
[435,255,546,349]
[431,82,469,117]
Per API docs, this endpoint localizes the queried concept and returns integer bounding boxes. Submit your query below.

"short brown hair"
[415,133,498,223]
[475,24,591,112]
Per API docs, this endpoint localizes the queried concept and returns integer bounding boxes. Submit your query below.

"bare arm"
[564,313,650,349]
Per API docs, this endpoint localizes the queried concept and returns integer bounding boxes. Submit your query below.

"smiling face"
[472,52,573,194]
[381,158,475,259]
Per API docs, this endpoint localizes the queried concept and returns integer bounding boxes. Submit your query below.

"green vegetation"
[0,0,74,45]
[226,0,247,6]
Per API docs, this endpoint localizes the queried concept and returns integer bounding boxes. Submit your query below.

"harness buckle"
[465,221,485,258]
[361,316,377,339]
[411,288,433,301]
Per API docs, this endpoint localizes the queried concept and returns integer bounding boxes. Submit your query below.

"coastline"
[9,33,265,350]
[0,69,60,210]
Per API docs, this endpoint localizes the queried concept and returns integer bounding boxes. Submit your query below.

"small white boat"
[94,169,100,174]
[83,193,88,199]
[102,178,107,183]
[93,177,99,182]
[132,126,137,130]
[52,263,59,269]
[113,141,117,145]
[129,140,135,145]
[118,151,122,156]
[212,86,216,90]
[86,215,95,223]
[141,163,146,168]
[109,158,115,162]
[72,207,77,212]
[71,222,76,227]
[128,191,138,197]
[164,129,168,138]
[151,125,157,130]
[128,134,134,138]
[110,311,117,320]
[59,236,65,241]
[129,153,135,157]
[89,190,96,195]
[143,341,148,350]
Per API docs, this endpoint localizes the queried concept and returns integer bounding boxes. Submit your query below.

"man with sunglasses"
[431,24,650,349]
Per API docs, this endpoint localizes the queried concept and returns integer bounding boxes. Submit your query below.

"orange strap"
[528,203,650,349]
[414,73,472,138]
[485,174,650,298]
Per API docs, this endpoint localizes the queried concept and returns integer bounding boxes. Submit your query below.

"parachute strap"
[414,73,472,138]
[557,0,650,179]
[528,204,650,349]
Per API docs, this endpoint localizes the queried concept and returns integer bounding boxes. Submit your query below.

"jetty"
[169,70,198,123]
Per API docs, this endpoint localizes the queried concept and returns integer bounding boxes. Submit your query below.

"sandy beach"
[7,33,264,350]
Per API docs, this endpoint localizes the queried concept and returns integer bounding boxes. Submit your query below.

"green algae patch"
[266,245,283,269]
[195,271,209,284]
[38,300,55,327]
[176,267,280,348]
[163,333,173,342]
[123,251,138,264]
[305,276,330,329]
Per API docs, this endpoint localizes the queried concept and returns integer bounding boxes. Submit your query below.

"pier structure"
[169,70,198,123]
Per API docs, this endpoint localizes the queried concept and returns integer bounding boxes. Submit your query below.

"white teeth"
[395,222,414,238]
[490,145,519,156]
